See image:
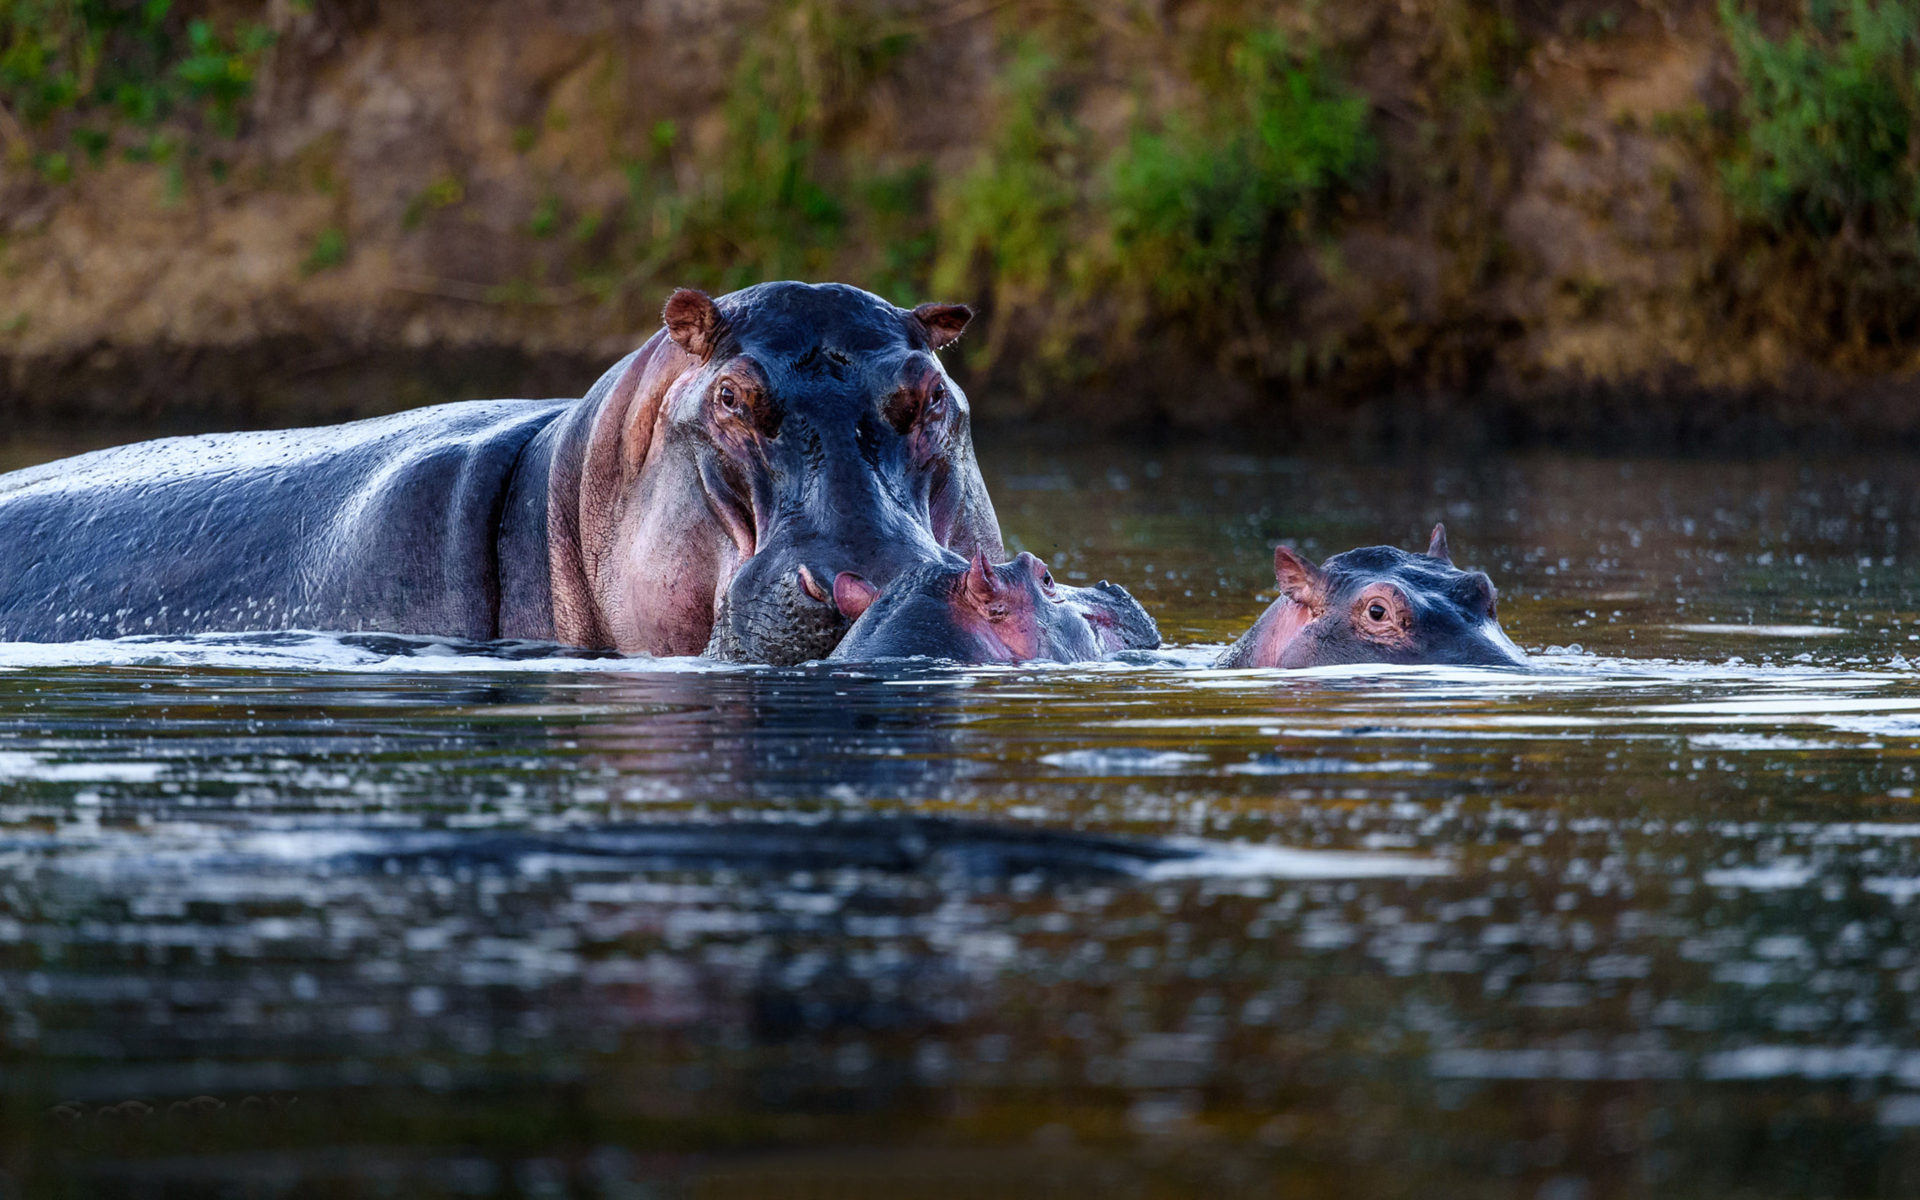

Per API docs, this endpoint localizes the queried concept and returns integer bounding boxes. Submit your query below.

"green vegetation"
[1106,32,1373,321]
[0,0,1382,395]
[402,174,465,229]
[18,0,1920,423]
[1715,0,1920,358]
[617,0,926,297]
[929,41,1090,370]
[0,0,274,166]
[301,226,345,275]
[934,26,1372,387]
[1719,0,1919,235]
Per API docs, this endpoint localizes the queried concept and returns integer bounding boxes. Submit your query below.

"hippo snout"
[794,565,881,620]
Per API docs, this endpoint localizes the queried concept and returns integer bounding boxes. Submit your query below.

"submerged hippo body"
[0,282,1002,662]
[1217,524,1526,669]
[828,552,1159,664]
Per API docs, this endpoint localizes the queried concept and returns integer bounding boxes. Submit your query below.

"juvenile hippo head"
[554,282,1002,664]
[1216,524,1526,669]
[828,551,1158,664]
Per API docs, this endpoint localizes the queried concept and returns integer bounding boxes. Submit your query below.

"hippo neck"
[496,407,581,640]
[510,339,685,649]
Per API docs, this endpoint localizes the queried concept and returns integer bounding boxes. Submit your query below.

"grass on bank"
[10,0,1920,402]
[1715,0,1920,360]
[0,0,276,174]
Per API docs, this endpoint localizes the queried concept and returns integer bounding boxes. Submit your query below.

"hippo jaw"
[1218,524,1528,669]
[1063,578,1161,653]
[592,282,1002,664]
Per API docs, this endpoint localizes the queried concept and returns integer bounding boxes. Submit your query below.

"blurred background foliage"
[2,0,1919,436]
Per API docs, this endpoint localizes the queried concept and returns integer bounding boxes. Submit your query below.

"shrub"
[1107,31,1374,321]
[1718,0,1920,236]
[931,42,1087,314]
[1714,0,1920,360]
[0,0,273,166]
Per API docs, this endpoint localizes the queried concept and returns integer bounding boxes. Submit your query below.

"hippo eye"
[1368,601,1387,622]
[718,383,740,412]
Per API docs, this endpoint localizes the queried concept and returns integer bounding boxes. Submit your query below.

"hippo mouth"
[704,564,863,666]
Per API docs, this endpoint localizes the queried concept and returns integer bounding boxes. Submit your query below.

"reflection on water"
[1,436,1918,1197]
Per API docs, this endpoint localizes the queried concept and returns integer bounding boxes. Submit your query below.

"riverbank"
[3,0,1919,443]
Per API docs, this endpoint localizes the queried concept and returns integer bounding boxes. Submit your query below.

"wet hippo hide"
[0,400,568,642]
[0,282,1004,660]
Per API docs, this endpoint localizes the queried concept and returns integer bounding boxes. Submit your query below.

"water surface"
[2,433,1918,1198]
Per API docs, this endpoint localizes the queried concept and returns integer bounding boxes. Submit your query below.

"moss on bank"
[1712,0,1920,367]
[3,0,1920,440]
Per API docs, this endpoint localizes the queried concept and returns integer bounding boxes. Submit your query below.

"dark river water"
[1,428,1918,1198]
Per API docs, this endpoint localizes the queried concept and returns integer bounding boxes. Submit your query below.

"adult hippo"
[0,282,1001,663]
[1217,525,1526,668]
[829,551,1159,664]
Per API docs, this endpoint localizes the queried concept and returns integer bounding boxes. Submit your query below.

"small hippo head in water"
[560,281,1002,664]
[1216,524,1526,669]
[828,551,1159,664]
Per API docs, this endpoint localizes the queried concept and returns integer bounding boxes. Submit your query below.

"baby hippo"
[1218,524,1526,668]
[828,551,1159,664]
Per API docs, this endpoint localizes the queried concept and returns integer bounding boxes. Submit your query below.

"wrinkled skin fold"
[0,282,1001,664]
[828,551,1160,664]
[1216,524,1528,669]
[597,282,1004,665]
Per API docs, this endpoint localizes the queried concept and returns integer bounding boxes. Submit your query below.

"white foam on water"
[1645,697,1920,716]
[1668,624,1850,637]
[234,831,400,860]
[1687,733,1849,751]
[0,632,740,675]
[0,632,1908,705]
[1224,757,1436,776]
[1702,861,1818,890]
[0,752,166,783]
[1702,1045,1920,1083]
[1143,839,1452,880]
[1038,749,1210,773]
[1863,877,1920,902]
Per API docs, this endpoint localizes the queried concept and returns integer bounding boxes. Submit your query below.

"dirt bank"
[2,0,1916,444]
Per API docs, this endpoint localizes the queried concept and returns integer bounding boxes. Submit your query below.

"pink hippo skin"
[827,552,1159,664]
[0,282,1001,664]
[506,282,1006,664]
[1216,524,1527,668]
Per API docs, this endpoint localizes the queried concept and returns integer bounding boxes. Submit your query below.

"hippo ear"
[1273,544,1326,609]
[1425,523,1452,564]
[911,302,973,352]
[963,550,1001,608]
[663,288,726,361]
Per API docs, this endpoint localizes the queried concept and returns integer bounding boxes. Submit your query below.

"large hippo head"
[1216,525,1527,669]
[828,551,1157,664]
[550,282,1003,664]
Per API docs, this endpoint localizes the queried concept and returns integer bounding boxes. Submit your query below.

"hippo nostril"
[833,572,879,620]
[796,565,830,604]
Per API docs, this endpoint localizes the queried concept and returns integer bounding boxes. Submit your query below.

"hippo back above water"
[0,282,1003,662]
[1217,524,1526,669]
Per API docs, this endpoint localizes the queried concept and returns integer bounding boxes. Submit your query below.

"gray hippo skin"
[0,282,1003,662]
[828,551,1159,664]
[1216,524,1526,668]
